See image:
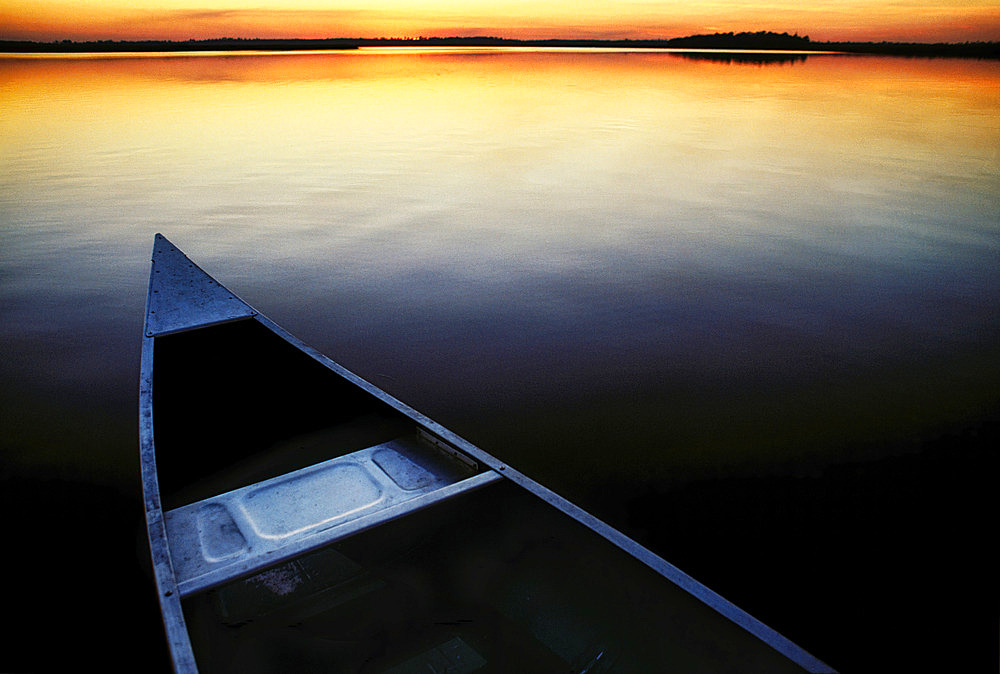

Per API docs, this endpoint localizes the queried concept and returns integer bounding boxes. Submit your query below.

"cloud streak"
[1,1,997,42]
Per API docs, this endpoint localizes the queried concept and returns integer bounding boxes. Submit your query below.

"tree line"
[2,31,997,59]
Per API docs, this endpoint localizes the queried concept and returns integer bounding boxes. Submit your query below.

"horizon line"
[4,32,999,47]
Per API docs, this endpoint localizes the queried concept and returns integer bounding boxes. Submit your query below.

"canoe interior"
[180,477,806,674]
[153,318,414,510]
[149,310,822,672]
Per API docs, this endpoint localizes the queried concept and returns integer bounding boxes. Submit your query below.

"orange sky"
[1,0,998,43]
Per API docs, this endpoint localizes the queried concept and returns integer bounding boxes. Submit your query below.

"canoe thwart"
[164,435,502,597]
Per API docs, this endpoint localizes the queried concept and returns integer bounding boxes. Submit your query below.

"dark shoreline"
[2,32,998,59]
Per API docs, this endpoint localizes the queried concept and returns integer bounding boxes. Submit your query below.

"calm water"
[2,49,998,671]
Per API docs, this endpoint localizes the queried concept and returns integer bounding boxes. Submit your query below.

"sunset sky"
[1,0,998,44]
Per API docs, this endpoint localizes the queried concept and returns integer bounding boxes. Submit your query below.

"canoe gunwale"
[258,312,833,670]
[139,311,199,673]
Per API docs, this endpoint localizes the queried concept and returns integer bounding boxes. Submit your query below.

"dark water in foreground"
[1,49,998,671]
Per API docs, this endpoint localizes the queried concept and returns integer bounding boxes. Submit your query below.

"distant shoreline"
[2,32,998,59]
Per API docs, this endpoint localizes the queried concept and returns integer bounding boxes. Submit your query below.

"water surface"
[1,48,998,671]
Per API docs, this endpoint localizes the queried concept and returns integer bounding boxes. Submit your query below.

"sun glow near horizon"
[2,0,999,44]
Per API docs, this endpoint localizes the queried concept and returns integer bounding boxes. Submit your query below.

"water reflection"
[672,51,810,65]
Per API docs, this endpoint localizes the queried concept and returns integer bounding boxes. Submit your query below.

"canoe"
[140,233,835,673]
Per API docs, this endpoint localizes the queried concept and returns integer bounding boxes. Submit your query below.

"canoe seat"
[164,434,502,598]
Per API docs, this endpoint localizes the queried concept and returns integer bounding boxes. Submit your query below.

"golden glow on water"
[1,48,998,475]
[4,52,997,165]
[3,50,996,280]
[3,52,997,230]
